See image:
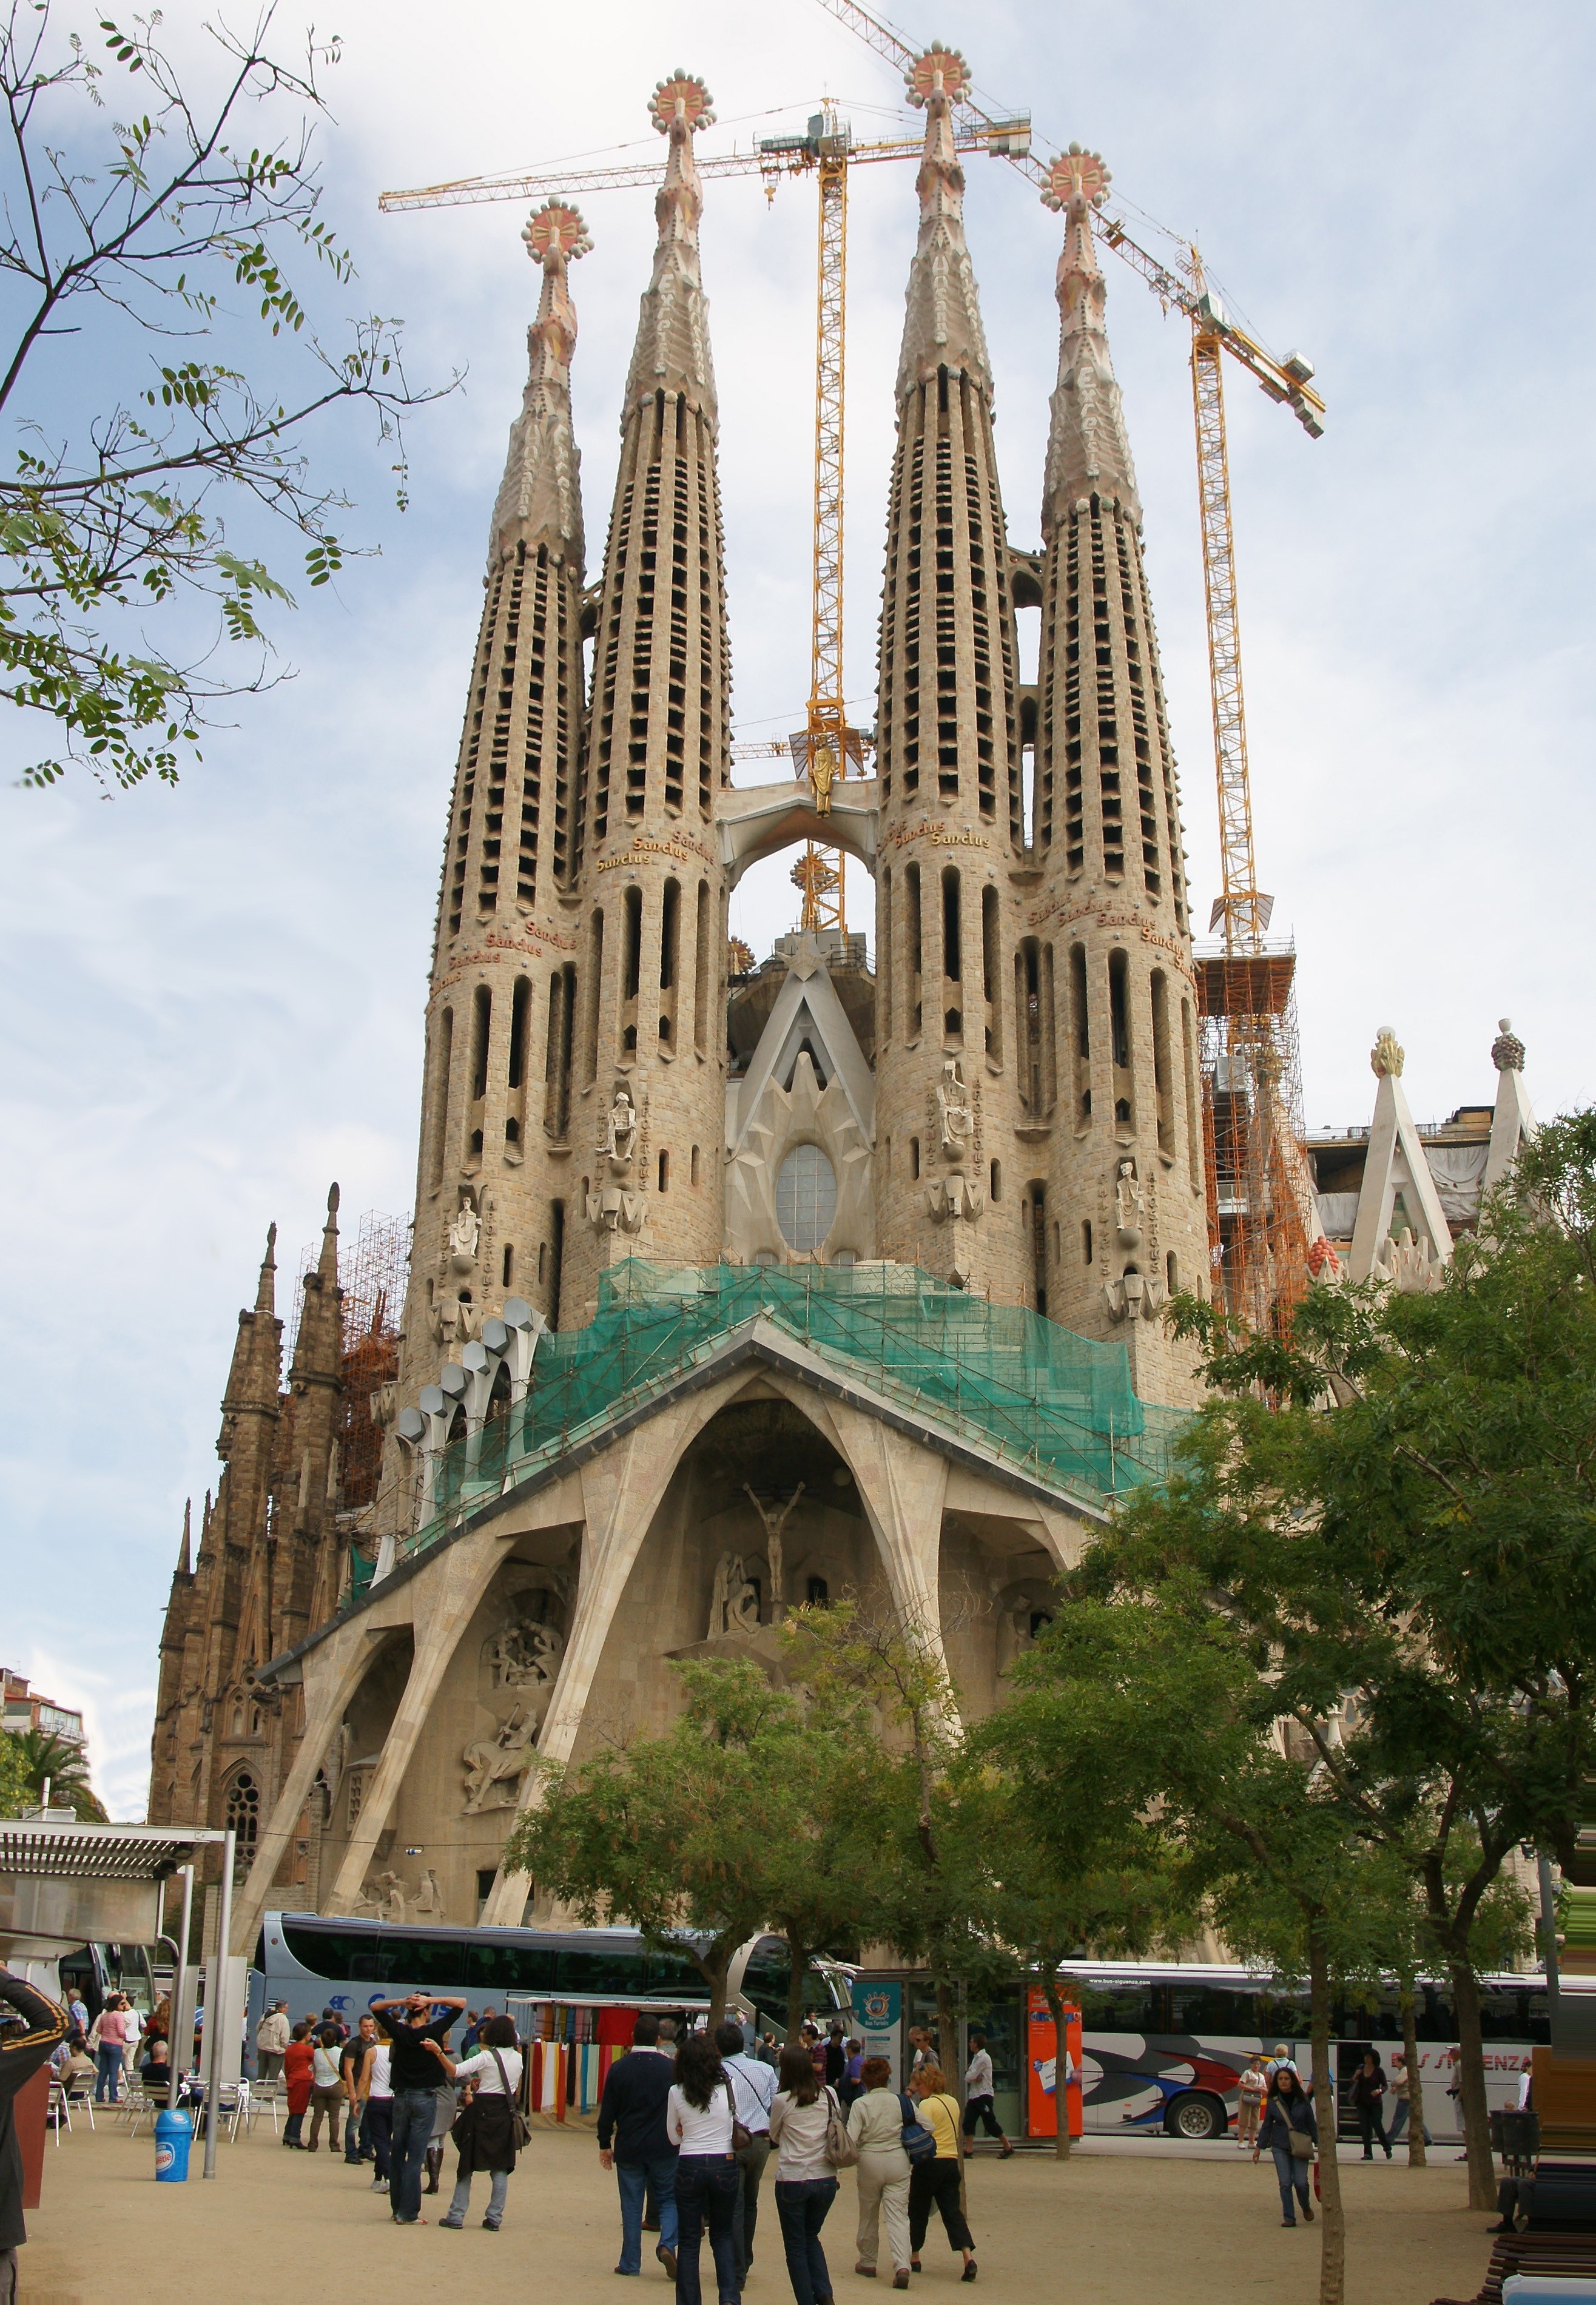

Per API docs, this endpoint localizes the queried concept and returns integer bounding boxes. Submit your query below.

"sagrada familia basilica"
[147,56,1538,1949]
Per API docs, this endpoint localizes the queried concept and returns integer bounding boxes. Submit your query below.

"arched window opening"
[224,1770,260,1884]
[658,1149,670,1193]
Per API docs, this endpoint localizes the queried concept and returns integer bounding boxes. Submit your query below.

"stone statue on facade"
[935,1055,973,1157]
[1114,1159,1143,1247]
[411,1868,445,1921]
[707,1550,761,1638]
[810,739,838,816]
[742,1484,804,1621]
[448,1197,481,1265]
[602,1086,639,1166]
[462,1703,539,1813]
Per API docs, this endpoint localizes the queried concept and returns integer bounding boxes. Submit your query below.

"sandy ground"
[16,2114,1495,2305]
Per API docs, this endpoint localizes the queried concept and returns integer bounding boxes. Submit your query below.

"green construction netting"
[392,1259,1188,1572]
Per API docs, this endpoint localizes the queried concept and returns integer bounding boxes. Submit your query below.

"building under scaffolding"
[1195,940,1317,1335]
[335,1211,409,1515]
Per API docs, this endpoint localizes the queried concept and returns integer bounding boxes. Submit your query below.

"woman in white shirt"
[424,2015,525,2232]
[359,2035,394,2191]
[307,2025,346,2152]
[769,2043,841,2305]
[666,2031,741,2305]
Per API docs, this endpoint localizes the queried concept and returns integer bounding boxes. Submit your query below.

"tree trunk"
[695,1945,733,2031]
[1308,1919,1345,2305]
[935,1977,960,2096]
[1043,1977,1072,2161]
[1400,1990,1427,2169]
[1449,1956,1497,2211]
[786,1934,811,2047]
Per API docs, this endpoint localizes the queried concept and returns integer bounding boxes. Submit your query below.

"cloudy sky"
[2,0,1590,1817]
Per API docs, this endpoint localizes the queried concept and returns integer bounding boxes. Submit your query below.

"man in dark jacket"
[598,2013,679,2279]
[1,1970,67,2305]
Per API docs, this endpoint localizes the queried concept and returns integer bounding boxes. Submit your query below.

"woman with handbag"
[769,2042,852,2305]
[846,2056,912,2288]
[423,2016,525,2232]
[906,2066,977,2281]
[667,2030,743,2305]
[1253,2066,1318,2227]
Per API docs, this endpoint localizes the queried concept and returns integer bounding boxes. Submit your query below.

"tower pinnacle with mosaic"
[1034,147,1208,1399]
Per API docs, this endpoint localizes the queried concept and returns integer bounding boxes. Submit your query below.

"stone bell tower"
[870,44,1031,1302]
[397,197,592,1413]
[1032,147,1209,1403]
[562,71,732,1322]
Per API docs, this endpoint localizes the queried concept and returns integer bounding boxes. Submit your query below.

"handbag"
[898,2091,938,2165]
[824,2084,860,2169]
[1287,2125,1314,2159]
[492,2048,533,2152]
[727,2076,753,2153]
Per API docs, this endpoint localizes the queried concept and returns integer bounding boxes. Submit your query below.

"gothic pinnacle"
[177,1496,192,1575]
[254,1220,277,1314]
[1040,145,1142,531]
[895,44,992,407]
[317,1183,340,1282]
[623,71,718,423]
[488,199,591,567]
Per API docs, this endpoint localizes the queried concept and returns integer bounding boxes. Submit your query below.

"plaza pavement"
[16,2114,1493,2304]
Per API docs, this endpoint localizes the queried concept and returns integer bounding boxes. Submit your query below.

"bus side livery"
[1039,1962,1549,2143]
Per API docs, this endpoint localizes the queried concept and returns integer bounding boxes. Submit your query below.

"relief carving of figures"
[411,1868,444,1921]
[461,1703,539,1814]
[742,1484,804,1622]
[601,1085,639,1167]
[485,1615,565,1690]
[935,1055,974,1160]
[354,1868,410,1922]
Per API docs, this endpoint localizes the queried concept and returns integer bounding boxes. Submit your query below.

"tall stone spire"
[254,1220,277,1314]
[1041,147,1140,529]
[872,46,1028,1301]
[1031,149,1208,1404]
[565,72,732,1323]
[394,200,594,1430]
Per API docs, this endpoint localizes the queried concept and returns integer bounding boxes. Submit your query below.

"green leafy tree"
[782,1598,1003,2089]
[1107,1113,1596,2208]
[988,1590,1377,2305]
[0,1729,30,1815]
[8,1726,106,1819]
[0,4,448,790]
[505,1659,869,2027]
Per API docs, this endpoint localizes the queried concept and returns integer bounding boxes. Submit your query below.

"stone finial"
[893,44,994,406]
[1040,141,1142,534]
[1370,1026,1404,1079]
[1491,1017,1526,1074]
[622,69,718,422]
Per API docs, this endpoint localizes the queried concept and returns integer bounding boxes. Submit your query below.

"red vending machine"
[1025,1990,1083,2140]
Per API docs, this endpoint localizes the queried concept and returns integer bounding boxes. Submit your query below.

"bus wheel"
[1167,2093,1225,2141]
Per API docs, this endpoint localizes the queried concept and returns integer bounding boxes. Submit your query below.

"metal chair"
[47,2078,69,2144]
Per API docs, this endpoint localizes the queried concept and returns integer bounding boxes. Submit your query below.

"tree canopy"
[0,4,447,790]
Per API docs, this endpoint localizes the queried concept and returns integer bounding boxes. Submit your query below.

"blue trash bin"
[155,2104,192,2181]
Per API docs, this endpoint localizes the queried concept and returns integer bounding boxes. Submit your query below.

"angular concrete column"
[229,1615,397,1954]
[324,1526,513,1915]
[824,1402,949,1634]
[480,1375,744,1925]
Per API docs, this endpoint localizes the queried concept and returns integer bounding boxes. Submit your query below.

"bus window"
[739,1944,793,2024]
[1076,1980,1168,2034]
[556,1947,650,1998]
[1167,1983,1275,2036]
[1480,1986,1551,2044]
[645,1948,712,1996]
[469,1941,559,1995]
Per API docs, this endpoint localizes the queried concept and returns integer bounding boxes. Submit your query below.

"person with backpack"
[769,2043,847,2305]
[667,2030,741,2305]
[1253,2065,1318,2227]
[846,2056,912,2287]
[906,2065,976,2281]
[422,2014,525,2233]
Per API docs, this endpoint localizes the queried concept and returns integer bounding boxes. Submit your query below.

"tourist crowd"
[247,1994,1007,2298]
